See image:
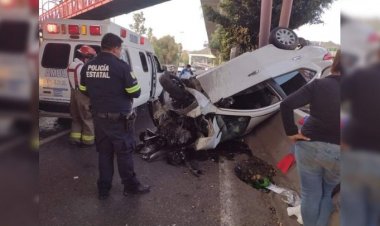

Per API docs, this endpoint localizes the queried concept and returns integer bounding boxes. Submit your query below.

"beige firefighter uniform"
[67,58,95,145]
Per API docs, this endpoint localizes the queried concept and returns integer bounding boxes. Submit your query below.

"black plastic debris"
[234,156,277,191]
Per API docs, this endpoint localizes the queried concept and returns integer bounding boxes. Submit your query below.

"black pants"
[94,116,138,191]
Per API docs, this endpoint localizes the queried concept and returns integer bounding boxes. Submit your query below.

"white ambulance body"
[39,19,164,116]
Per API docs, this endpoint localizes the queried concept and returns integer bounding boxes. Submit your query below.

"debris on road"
[287,205,303,224]
[234,156,276,191]
[136,130,252,176]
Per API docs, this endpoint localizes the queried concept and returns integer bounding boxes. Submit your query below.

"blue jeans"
[341,151,380,226]
[295,141,340,226]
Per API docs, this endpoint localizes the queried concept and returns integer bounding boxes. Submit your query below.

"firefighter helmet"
[77,45,96,57]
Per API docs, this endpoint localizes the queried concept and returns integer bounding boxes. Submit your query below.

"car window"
[42,43,70,69]
[273,69,316,95]
[139,52,148,72]
[216,81,280,110]
[216,115,251,141]
[73,44,100,60]
[0,20,29,54]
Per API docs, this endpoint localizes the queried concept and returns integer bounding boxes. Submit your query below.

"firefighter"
[67,45,97,147]
[79,33,150,200]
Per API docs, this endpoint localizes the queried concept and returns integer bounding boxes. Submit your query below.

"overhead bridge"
[39,0,169,21]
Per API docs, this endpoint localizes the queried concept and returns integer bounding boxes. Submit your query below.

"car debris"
[147,29,331,153]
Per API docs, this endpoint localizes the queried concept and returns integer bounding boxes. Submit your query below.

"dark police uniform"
[79,51,141,193]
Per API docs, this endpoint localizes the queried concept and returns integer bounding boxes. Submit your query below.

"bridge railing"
[39,0,112,21]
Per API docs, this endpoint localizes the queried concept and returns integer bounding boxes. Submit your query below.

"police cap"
[101,33,123,50]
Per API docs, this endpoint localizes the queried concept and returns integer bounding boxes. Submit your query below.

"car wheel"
[269,27,298,50]
[159,72,188,101]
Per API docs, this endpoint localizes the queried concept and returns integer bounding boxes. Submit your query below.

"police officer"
[79,33,150,200]
[67,45,96,147]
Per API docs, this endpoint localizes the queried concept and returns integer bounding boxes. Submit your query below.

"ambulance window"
[139,52,148,72]
[42,43,70,69]
[0,20,29,53]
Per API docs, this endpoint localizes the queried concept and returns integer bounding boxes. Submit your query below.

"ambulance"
[39,19,164,117]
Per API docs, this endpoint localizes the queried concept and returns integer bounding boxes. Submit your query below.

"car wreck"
[139,28,332,167]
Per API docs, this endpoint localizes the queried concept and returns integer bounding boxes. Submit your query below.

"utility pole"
[258,0,273,48]
[279,0,293,27]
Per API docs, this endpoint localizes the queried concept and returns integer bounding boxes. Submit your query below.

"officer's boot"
[97,181,112,200]
[123,176,150,195]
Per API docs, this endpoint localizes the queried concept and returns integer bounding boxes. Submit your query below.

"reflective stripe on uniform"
[79,84,87,91]
[82,135,95,141]
[125,84,141,93]
[70,132,81,139]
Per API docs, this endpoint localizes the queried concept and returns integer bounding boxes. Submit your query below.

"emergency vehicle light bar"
[61,24,66,34]
[140,37,144,45]
[120,29,127,38]
[47,23,59,34]
[68,25,79,35]
[81,25,87,35]
[89,25,101,36]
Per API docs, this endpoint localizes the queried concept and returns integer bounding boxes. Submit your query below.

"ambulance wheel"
[159,72,188,101]
[269,27,298,50]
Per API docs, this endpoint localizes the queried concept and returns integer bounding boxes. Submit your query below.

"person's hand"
[287,133,310,142]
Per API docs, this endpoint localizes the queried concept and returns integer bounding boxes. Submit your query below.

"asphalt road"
[39,105,306,226]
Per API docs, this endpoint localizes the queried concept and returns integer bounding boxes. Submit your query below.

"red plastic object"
[277,153,295,174]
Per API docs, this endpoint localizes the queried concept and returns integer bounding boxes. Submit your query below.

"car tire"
[269,27,299,50]
[159,72,188,101]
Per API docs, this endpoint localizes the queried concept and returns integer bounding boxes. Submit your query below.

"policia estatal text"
[80,33,150,200]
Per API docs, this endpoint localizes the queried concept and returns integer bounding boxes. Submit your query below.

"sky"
[113,0,208,51]
[113,0,343,51]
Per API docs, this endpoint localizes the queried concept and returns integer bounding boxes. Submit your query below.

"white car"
[147,28,332,153]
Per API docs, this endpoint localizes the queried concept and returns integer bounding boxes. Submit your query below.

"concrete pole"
[258,0,273,48]
[279,0,293,28]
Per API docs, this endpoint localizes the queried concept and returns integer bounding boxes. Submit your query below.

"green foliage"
[129,12,147,35]
[204,0,335,61]
[180,51,189,65]
[147,28,153,42]
[152,35,181,65]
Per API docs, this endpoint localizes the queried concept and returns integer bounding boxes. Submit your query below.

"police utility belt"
[94,112,136,131]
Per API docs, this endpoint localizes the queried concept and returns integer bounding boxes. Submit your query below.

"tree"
[147,28,153,42]
[129,12,147,35]
[203,0,335,60]
[180,51,189,65]
[152,35,181,65]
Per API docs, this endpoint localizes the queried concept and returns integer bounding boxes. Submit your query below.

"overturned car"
[144,31,332,159]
